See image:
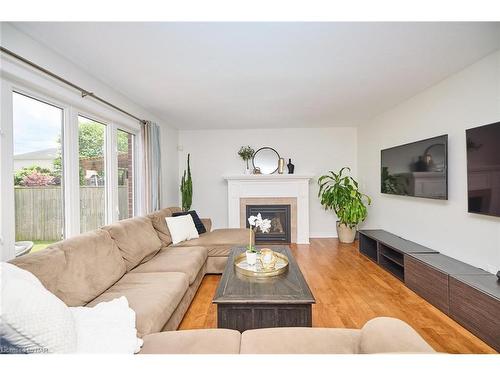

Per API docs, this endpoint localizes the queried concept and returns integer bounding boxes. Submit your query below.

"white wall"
[358,50,500,273]
[178,127,357,237]
[0,23,179,207]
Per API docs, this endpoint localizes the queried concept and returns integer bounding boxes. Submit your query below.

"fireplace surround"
[225,174,313,244]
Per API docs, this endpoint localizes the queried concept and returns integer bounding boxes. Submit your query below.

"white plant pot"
[336,222,357,243]
[246,251,257,266]
[244,167,251,175]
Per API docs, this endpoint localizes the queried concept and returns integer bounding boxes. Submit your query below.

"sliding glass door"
[12,92,64,253]
[3,84,140,260]
[78,115,107,232]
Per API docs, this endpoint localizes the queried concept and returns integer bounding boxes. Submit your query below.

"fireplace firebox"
[246,204,291,244]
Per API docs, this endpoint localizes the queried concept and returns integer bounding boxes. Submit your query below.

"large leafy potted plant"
[318,167,371,243]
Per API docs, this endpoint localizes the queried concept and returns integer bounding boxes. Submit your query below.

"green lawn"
[31,241,54,253]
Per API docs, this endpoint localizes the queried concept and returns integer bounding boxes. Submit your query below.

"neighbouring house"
[13,147,58,171]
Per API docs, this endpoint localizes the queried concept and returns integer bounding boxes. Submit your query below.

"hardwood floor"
[178,238,497,354]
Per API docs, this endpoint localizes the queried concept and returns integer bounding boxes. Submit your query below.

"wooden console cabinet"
[359,229,500,352]
[405,256,450,314]
[404,253,490,315]
[358,230,438,281]
[449,275,500,352]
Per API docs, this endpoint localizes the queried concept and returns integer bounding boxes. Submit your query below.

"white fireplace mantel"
[224,174,314,181]
[224,174,314,244]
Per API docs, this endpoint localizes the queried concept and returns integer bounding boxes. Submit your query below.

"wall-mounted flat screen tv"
[381,135,448,200]
[466,121,500,217]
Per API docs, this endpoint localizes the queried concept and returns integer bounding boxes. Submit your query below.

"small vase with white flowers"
[246,213,271,266]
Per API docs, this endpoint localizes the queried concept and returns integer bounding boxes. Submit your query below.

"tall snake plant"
[180,154,193,212]
[318,167,371,228]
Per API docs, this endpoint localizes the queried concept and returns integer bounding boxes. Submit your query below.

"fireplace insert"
[246,204,291,244]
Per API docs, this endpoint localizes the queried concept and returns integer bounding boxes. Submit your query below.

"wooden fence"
[15,186,129,241]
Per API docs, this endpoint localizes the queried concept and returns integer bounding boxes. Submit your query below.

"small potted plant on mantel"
[238,146,255,175]
[318,167,371,243]
[246,213,271,265]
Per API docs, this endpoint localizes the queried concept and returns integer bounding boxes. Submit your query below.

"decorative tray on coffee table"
[234,250,289,278]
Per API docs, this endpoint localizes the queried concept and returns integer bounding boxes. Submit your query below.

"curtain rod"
[0,46,147,125]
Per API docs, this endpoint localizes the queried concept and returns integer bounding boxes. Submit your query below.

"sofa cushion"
[200,218,212,233]
[130,247,207,284]
[240,327,361,354]
[206,256,228,274]
[10,229,126,306]
[103,217,162,271]
[172,210,207,234]
[86,272,189,336]
[173,228,251,251]
[359,317,435,354]
[165,215,199,245]
[147,207,182,247]
[139,329,241,354]
[206,246,233,257]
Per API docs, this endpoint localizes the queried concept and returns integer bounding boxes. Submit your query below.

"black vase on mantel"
[287,159,295,174]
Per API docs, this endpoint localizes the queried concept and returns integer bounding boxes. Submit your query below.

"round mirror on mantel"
[252,147,280,174]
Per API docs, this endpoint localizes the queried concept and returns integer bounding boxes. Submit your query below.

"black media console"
[358,229,500,352]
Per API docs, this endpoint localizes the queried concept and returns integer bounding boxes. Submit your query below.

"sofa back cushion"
[147,207,182,247]
[103,216,162,271]
[10,229,126,306]
[240,327,360,354]
[359,317,435,353]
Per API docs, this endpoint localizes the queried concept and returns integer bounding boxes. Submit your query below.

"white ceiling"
[11,22,500,129]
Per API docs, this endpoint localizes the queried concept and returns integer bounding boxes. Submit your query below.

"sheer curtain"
[141,121,162,213]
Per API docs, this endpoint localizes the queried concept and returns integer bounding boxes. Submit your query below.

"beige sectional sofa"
[147,207,249,274]
[12,207,248,337]
[140,317,435,354]
[10,207,435,354]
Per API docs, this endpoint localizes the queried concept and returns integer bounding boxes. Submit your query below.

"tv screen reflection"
[381,135,448,200]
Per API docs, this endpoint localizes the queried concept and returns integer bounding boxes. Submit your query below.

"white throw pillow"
[165,214,200,244]
[70,296,143,354]
[0,262,77,353]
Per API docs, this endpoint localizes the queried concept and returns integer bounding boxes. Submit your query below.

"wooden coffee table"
[213,246,315,332]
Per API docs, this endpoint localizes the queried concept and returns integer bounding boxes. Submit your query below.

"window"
[12,92,64,253]
[3,80,142,260]
[117,129,135,219]
[78,115,107,232]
